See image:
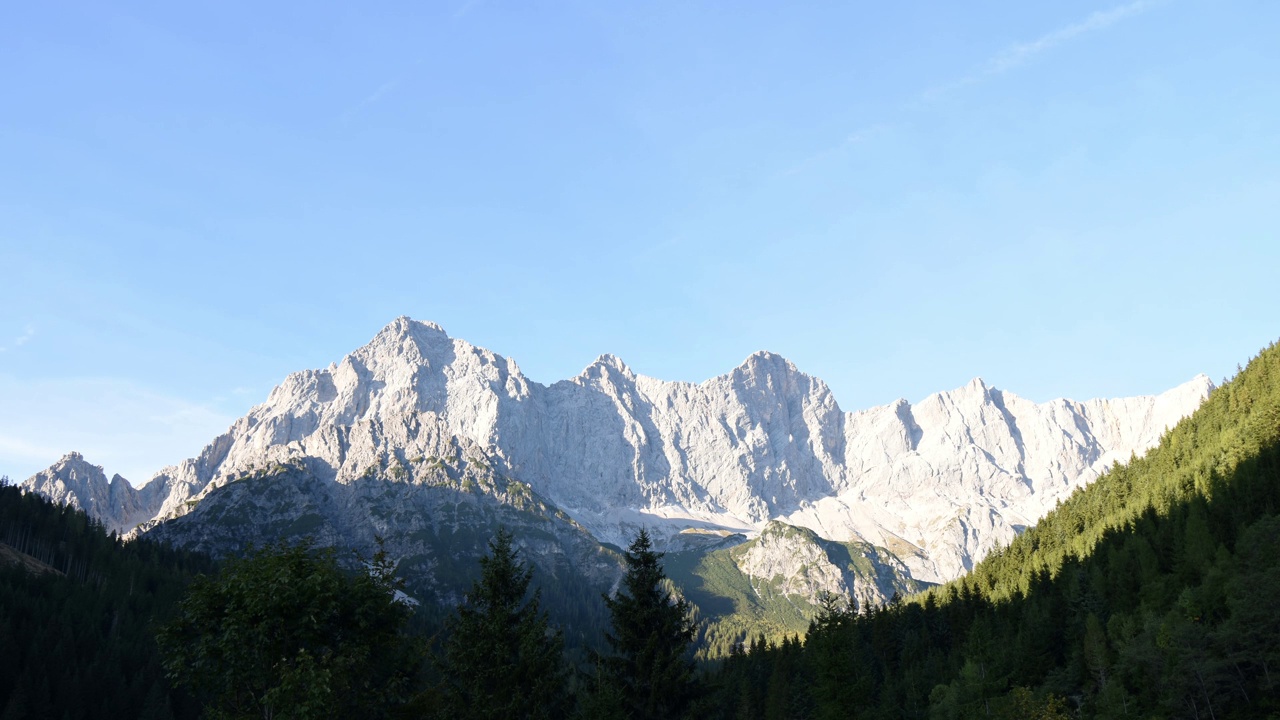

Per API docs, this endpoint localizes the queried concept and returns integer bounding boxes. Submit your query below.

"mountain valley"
[19,317,1213,647]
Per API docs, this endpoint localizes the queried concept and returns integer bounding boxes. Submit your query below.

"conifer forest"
[3,338,1280,718]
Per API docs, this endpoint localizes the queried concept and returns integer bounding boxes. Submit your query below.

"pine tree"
[435,528,570,720]
[597,529,698,720]
[808,592,859,720]
[0,676,29,720]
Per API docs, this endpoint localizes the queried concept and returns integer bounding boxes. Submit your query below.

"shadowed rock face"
[22,317,1212,584]
[141,456,624,608]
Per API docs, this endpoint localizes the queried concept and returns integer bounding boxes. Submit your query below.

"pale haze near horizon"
[2,1,1278,485]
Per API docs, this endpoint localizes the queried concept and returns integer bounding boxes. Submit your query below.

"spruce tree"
[436,528,570,720]
[597,528,698,720]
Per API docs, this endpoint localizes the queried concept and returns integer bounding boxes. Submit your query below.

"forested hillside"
[0,482,215,719]
[5,335,1277,718]
[711,340,1280,718]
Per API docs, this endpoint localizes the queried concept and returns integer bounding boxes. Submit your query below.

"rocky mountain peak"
[931,376,992,403]
[21,317,1214,586]
[50,451,106,480]
[580,353,635,380]
[355,316,458,369]
[735,350,799,378]
[1179,373,1216,396]
[22,452,156,536]
[382,315,448,340]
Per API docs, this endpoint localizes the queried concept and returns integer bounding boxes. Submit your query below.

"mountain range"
[19,317,1212,641]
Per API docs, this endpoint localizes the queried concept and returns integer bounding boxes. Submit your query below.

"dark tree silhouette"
[596,528,698,720]
[435,528,570,720]
[157,540,421,720]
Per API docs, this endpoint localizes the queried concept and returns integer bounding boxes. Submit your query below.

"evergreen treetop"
[435,527,570,720]
[599,528,698,720]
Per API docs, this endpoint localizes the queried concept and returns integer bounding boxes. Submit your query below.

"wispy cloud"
[786,1,1159,177]
[453,0,483,19]
[988,0,1154,75]
[0,325,35,354]
[339,52,434,125]
[341,0,481,124]
[783,124,889,177]
[924,0,1156,100]
[340,77,403,124]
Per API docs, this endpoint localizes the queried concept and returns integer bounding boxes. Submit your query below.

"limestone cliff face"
[21,452,163,535]
[733,521,924,611]
[23,317,1212,585]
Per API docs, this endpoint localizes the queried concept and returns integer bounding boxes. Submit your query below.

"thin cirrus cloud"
[338,54,432,124]
[453,0,484,19]
[340,77,403,124]
[782,124,891,177]
[0,325,36,354]
[923,0,1158,100]
[340,0,482,124]
[985,0,1156,75]
[785,0,1159,177]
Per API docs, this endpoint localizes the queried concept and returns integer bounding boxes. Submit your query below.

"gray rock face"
[143,452,622,607]
[734,521,924,611]
[22,317,1212,585]
[21,452,163,535]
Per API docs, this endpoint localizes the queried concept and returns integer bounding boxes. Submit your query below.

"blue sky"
[2,0,1278,484]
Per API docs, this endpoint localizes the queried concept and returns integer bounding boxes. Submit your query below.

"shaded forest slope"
[712,339,1280,719]
[0,483,215,719]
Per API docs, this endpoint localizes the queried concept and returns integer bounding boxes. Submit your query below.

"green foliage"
[707,337,1280,718]
[808,593,864,720]
[157,540,422,719]
[434,528,571,720]
[0,483,213,719]
[947,340,1280,605]
[16,337,1280,719]
[665,542,817,657]
[666,526,929,658]
[159,460,617,652]
[595,529,699,720]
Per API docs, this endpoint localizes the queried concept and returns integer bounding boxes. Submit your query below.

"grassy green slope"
[668,523,929,658]
[708,338,1280,719]
[667,539,818,657]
